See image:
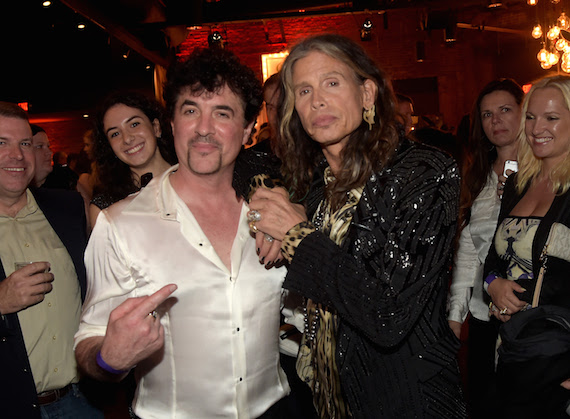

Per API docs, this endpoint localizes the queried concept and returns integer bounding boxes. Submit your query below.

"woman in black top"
[89,91,176,228]
[484,75,570,417]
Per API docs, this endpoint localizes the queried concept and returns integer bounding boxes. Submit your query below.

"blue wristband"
[483,273,499,293]
[96,351,129,375]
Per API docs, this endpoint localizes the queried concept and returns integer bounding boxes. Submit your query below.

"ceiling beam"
[60,0,170,68]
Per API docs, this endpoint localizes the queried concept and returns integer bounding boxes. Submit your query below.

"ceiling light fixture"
[42,1,51,7]
[77,23,86,30]
[531,0,570,72]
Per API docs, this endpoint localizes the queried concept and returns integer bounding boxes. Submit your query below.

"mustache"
[189,136,222,148]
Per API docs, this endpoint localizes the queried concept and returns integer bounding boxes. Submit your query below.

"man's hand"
[448,320,462,339]
[98,284,178,372]
[0,262,53,315]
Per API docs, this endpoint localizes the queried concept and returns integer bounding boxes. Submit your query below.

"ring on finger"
[498,184,505,191]
[264,233,274,243]
[499,307,508,315]
[249,221,259,233]
[149,310,158,319]
[247,210,262,222]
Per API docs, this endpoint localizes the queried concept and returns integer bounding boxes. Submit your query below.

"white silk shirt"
[75,165,289,418]
[449,171,501,323]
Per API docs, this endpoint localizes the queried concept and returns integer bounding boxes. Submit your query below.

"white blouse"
[449,171,501,323]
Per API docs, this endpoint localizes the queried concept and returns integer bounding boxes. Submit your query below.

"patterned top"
[294,167,363,419]
[494,216,541,304]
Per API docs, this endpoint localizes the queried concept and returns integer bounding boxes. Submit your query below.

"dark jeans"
[40,384,103,419]
[466,316,499,419]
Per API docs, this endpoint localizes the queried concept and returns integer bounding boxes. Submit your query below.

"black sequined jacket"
[284,138,467,418]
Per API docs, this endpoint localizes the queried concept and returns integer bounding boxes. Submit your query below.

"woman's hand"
[561,378,570,390]
[488,277,527,322]
[497,173,508,198]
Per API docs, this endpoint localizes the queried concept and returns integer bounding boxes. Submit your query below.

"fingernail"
[260,257,265,264]
[266,262,273,269]
[257,248,260,255]
[521,288,527,291]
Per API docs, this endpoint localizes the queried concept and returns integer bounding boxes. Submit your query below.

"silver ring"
[498,183,505,191]
[247,210,262,222]
[264,234,274,243]
[149,310,158,319]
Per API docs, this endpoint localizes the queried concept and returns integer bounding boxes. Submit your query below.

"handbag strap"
[532,223,559,307]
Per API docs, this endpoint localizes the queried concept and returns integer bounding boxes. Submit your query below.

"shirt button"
[52,335,56,340]
[48,302,52,307]
[54,368,58,373]
[24,243,30,247]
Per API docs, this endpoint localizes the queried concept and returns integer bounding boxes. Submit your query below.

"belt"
[37,384,73,406]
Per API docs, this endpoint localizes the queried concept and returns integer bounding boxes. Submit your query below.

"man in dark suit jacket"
[0,102,101,418]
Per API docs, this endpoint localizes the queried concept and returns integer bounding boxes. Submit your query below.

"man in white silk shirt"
[74,48,289,418]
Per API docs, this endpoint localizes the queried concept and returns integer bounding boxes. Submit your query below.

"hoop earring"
[363,105,376,130]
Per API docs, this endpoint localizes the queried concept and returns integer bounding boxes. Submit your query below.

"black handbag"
[496,225,570,418]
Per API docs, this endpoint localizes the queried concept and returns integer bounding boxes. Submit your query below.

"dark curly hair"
[92,91,177,204]
[163,48,263,126]
[278,34,399,209]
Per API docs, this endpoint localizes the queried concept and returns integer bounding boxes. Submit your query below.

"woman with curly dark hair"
[249,34,466,418]
[89,91,177,227]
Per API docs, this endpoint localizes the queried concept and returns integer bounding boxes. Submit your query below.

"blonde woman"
[484,75,570,416]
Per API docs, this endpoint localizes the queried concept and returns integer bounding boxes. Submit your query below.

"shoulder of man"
[233,147,282,199]
[394,137,458,171]
[32,187,84,214]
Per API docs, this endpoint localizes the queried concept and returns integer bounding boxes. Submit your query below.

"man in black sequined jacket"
[284,138,467,418]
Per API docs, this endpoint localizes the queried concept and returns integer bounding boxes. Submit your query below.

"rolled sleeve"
[448,225,480,323]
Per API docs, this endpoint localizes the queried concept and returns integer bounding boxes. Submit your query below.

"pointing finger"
[134,284,178,318]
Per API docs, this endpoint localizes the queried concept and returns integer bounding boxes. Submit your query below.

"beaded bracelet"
[96,351,130,375]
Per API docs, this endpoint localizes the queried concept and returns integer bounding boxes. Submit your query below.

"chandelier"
[530,0,570,71]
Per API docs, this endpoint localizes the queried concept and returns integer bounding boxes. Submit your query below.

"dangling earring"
[363,105,376,130]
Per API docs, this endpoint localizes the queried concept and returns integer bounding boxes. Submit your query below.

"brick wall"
[39,6,546,153]
[178,7,544,132]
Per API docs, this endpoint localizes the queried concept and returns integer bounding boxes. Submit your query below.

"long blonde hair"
[516,75,570,195]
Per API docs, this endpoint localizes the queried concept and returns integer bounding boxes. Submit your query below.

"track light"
[360,19,373,41]
[208,31,224,48]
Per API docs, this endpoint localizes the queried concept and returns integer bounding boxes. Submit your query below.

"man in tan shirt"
[0,102,101,418]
